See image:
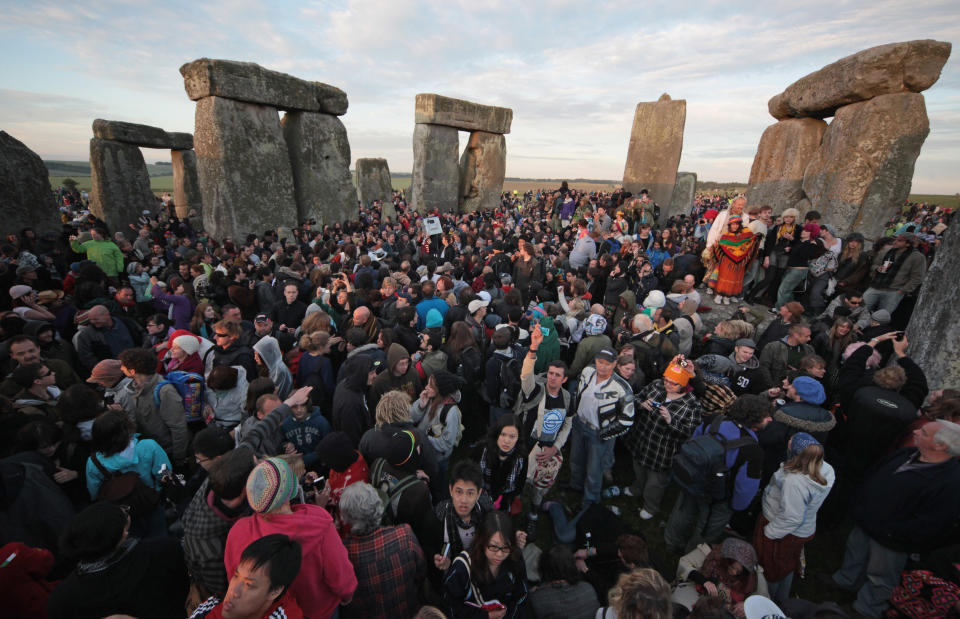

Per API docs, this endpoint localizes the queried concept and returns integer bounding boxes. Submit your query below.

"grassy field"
[50,175,175,193]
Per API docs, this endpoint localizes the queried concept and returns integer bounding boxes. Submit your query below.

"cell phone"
[310,476,326,490]
[441,542,451,558]
[895,331,905,342]
[103,393,115,405]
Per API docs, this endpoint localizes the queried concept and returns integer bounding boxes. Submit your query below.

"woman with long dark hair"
[477,414,527,513]
[444,510,528,618]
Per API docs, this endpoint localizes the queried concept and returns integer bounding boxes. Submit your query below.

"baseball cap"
[594,347,617,362]
[467,299,489,314]
[9,285,33,300]
[254,313,269,323]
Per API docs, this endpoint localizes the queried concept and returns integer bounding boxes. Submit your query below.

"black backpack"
[90,454,160,519]
[496,349,523,409]
[671,417,756,500]
[370,457,422,525]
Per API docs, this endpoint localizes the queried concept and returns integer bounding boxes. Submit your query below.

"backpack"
[671,416,756,500]
[370,457,422,525]
[653,203,661,221]
[90,453,159,519]
[497,348,523,409]
[154,371,205,422]
[428,402,464,447]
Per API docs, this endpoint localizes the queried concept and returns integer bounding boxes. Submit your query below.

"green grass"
[909,194,959,209]
[49,175,174,193]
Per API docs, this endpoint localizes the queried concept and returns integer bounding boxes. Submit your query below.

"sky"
[1,0,958,193]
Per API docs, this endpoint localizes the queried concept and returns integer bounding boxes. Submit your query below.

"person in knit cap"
[165,334,204,375]
[224,457,357,619]
[754,432,835,603]
[757,375,834,484]
[410,370,463,483]
[627,356,702,520]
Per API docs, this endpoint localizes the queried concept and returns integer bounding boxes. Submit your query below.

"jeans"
[833,525,908,618]
[569,418,615,506]
[547,502,590,545]
[775,267,809,309]
[861,287,905,315]
[766,573,794,604]
[805,272,832,315]
[629,462,671,515]
[663,490,733,553]
[742,259,762,291]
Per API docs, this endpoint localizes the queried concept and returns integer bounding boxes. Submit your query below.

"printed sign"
[423,216,443,236]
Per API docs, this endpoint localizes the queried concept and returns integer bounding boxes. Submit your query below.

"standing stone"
[415,94,513,134]
[622,93,686,207]
[666,172,697,220]
[89,138,155,235]
[193,96,297,240]
[281,111,356,226]
[356,158,393,206]
[802,93,929,239]
[411,124,459,214]
[459,131,506,213]
[769,40,951,120]
[171,149,202,220]
[746,118,827,211]
[381,200,397,223]
[906,219,960,390]
[0,131,60,237]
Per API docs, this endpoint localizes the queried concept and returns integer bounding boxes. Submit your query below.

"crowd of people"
[0,183,958,619]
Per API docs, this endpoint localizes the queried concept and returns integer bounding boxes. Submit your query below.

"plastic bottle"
[584,532,592,555]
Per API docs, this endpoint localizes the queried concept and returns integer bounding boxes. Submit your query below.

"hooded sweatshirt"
[532,315,562,374]
[253,336,293,399]
[369,343,422,407]
[761,460,835,539]
[204,365,249,429]
[611,290,637,335]
[332,355,374,447]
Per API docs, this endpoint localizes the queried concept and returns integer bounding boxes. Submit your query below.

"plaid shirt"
[625,379,702,471]
[342,524,426,619]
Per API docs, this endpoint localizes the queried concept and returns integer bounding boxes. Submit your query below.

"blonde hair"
[299,330,330,354]
[728,320,755,340]
[714,320,738,340]
[610,568,672,619]
[375,390,412,427]
[874,365,907,391]
[783,443,827,485]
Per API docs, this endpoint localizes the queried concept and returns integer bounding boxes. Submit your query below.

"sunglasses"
[214,332,230,338]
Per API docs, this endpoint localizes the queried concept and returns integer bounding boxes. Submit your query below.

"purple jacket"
[151,284,194,330]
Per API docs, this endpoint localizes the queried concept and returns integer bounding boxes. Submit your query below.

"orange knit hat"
[663,364,691,386]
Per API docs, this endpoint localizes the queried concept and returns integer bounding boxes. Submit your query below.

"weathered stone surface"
[169,132,194,151]
[769,40,951,120]
[92,119,194,150]
[0,131,61,237]
[381,200,397,222]
[622,93,686,207]
[746,118,827,211]
[89,138,155,235]
[355,158,393,206]
[180,58,347,115]
[415,94,512,134]
[193,96,298,240]
[411,124,459,214]
[282,111,356,226]
[802,93,929,239]
[459,132,507,213]
[666,172,697,220]
[906,219,960,390]
[171,149,202,220]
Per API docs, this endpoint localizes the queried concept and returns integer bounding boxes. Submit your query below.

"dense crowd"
[0,183,958,619]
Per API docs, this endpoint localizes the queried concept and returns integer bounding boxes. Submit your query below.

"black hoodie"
[332,355,374,447]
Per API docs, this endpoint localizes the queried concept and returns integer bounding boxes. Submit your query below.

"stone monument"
[622,93,686,208]
[356,158,393,206]
[0,131,61,237]
[180,58,353,239]
[411,94,512,214]
[665,172,697,220]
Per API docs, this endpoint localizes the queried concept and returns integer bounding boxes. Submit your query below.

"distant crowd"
[0,182,957,619]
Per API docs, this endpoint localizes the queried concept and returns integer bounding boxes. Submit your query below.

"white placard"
[423,216,443,236]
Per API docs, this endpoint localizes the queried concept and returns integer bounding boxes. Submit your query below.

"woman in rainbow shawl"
[710,216,758,305]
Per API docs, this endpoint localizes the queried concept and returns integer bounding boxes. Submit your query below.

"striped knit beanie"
[246,457,298,514]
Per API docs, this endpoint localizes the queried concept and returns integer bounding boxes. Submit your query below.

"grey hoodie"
[253,336,292,399]
[761,461,835,539]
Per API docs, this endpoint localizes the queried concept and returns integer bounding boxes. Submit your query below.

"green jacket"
[70,238,125,277]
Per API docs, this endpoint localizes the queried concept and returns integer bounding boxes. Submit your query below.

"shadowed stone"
[459,131,507,213]
[769,40,951,120]
[802,93,929,239]
[906,219,960,390]
[411,124,459,214]
[89,138,155,235]
[180,58,347,115]
[356,158,393,207]
[415,94,512,134]
[171,149,202,220]
[746,118,827,211]
[0,131,61,237]
[666,172,697,220]
[282,111,355,226]
[92,119,193,150]
[622,93,686,208]
[193,96,297,240]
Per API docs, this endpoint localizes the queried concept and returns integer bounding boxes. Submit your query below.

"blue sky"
[1,0,957,192]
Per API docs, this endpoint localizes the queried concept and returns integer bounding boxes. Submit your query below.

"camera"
[895,331,905,342]
[650,400,662,409]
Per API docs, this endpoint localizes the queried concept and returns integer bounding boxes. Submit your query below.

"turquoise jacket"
[85,434,172,500]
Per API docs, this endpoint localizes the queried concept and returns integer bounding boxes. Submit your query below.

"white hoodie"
[761,460,836,540]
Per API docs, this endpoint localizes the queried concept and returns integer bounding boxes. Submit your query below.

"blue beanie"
[792,376,826,405]
[789,432,820,458]
[425,308,443,329]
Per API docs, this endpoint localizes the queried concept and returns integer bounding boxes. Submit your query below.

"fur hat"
[246,457,298,514]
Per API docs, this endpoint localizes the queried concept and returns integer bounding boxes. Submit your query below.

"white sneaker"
[714,295,723,304]
[623,487,636,497]
[722,296,730,305]
[639,508,655,520]
[607,505,622,516]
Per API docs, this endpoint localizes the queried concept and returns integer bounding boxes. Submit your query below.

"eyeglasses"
[195,455,211,464]
[486,544,512,555]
